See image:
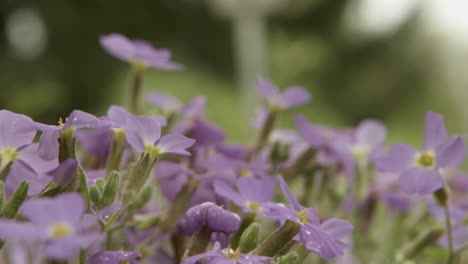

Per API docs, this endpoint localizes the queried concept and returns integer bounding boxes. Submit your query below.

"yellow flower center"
[415,151,436,168]
[351,145,369,161]
[131,60,148,72]
[48,222,74,238]
[246,201,261,212]
[224,248,240,260]
[1,147,20,164]
[239,168,252,177]
[296,208,309,224]
[58,117,65,128]
[145,144,162,157]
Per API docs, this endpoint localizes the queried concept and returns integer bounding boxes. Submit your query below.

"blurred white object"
[209,0,287,112]
[6,8,47,60]
[346,0,419,36]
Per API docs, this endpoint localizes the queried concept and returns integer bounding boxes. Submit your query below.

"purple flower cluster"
[0,33,466,264]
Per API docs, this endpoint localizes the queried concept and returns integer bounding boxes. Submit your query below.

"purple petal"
[125,116,162,152]
[64,110,103,130]
[205,204,241,234]
[0,220,47,241]
[436,136,466,168]
[260,202,298,223]
[374,144,416,173]
[146,91,182,112]
[0,110,36,150]
[399,167,443,195]
[19,143,58,173]
[239,254,272,263]
[21,193,86,227]
[278,176,303,211]
[181,96,206,118]
[282,86,311,108]
[154,162,189,201]
[5,161,51,197]
[237,177,275,203]
[37,130,60,161]
[423,111,447,150]
[182,251,222,264]
[295,115,325,147]
[107,105,132,127]
[300,224,346,260]
[88,251,142,264]
[100,33,133,62]
[46,233,103,260]
[213,181,245,208]
[355,120,386,150]
[156,134,195,156]
[320,218,354,241]
[192,119,225,147]
[256,77,279,98]
[50,158,78,186]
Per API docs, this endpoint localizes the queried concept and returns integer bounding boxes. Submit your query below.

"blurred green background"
[1,0,467,144]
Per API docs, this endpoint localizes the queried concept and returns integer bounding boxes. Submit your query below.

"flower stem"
[129,65,144,115]
[444,204,455,259]
[250,220,300,257]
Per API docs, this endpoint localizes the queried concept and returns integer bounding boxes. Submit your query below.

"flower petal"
[374,144,416,173]
[282,86,311,108]
[399,167,443,195]
[436,136,466,168]
[278,176,303,211]
[156,134,195,156]
[213,181,245,208]
[99,33,134,62]
[125,116,162,152]
[256,77,279,98]
[423,111,447,149]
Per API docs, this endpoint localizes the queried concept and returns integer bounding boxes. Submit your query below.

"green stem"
[248,111,277,160]
[444,204,455,261]
[129,66,144,115]
[183,227,212,259]
[250,220,300,257]
[106,129,126,175]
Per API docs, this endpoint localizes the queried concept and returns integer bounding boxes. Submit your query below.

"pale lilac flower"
[0,193,102,260]
[214,177,275,214]
[87,251,142,264]
[263,177,353,260]
[146,91,182,113]
[34,110,109,160]
[125,115,195,155]
[257,77,310,110]
[100,33,182,70]
[375,112,466,195]
[182,242,272,264]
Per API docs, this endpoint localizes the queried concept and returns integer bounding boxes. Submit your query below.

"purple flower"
[146,91,182,113]
[154,161,191,202]
[191,119,225,148]
[375,112,466,195]
[0,193,103,260]
[439,226,468,251]
[87,251,142,264]
[347,120,386,162]
[182,242,272,264]
[257,77,310,110]
[214,177,275,214]
[177,202,241,235]
[100,33,182,70]
[263,177,353,260]
[125,115,195,156]
[34,110,109,160]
